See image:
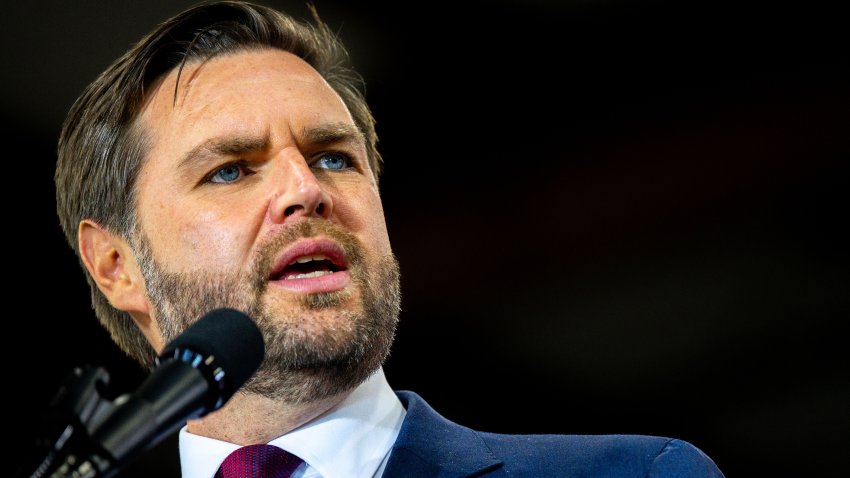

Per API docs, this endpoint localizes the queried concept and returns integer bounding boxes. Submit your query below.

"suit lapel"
[382,391,503,478]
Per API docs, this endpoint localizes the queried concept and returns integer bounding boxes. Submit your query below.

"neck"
[186,391,347,445]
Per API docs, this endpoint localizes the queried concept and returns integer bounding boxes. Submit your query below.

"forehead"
[137,48,355,165]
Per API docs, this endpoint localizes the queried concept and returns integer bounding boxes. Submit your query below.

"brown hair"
[55,0,382,365]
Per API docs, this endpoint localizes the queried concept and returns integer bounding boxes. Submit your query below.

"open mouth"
[267,239,350,287]
[272,254,345,281]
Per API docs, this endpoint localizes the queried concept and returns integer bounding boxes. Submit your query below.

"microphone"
[47,308,264,478]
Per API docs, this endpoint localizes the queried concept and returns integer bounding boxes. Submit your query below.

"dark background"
[4,0,848,476]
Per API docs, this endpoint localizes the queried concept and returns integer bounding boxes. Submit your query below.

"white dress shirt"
[179,368,405,478]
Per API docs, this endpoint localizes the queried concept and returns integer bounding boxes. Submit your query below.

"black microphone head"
[160,308,264,403]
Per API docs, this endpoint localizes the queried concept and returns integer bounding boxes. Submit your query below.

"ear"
[78,220,150,317]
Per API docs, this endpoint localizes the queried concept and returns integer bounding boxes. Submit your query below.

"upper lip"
[268,238,348,280]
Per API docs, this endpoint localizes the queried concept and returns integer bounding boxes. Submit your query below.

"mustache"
[251,219,366,287]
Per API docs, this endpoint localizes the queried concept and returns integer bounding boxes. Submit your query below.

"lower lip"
[268,270,351,294]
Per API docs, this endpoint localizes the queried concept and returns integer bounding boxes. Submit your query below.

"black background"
[4,1,848,476]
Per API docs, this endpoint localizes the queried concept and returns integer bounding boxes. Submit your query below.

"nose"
[268,153,333,224]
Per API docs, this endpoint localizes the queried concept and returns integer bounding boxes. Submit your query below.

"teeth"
[292,254,329,265]
[285,270,333,280]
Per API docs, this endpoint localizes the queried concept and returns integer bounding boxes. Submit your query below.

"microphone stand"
[26,309,263,478]
[28,366,119,478]
[32,349,226,478]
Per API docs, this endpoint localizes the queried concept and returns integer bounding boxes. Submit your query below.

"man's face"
[132,49,399,402]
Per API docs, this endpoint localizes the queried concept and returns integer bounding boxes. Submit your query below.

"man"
[54,1,724,476]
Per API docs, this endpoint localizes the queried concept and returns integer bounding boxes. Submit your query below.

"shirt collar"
[179,367,405,478]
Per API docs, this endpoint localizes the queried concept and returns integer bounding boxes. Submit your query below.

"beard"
[134,219,401,404]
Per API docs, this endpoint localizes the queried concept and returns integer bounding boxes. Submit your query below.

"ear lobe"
[78,220,149,315]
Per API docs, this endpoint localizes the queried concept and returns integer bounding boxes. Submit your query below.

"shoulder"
[479,432,724,477]
[389,391,724,478]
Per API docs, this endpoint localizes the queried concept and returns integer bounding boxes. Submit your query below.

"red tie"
[214,444,304,478]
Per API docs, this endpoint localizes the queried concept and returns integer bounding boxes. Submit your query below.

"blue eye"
[315,153,350,171]
[209,164,243,183]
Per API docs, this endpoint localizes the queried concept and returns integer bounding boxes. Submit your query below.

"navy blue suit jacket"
[383,391,725,477]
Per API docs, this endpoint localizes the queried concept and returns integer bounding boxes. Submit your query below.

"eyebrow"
[178,134,269,172]
[176,123,365,174]
[300,123,366,148]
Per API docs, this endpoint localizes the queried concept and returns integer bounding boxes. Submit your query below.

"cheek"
[364,198,392,257]
[149,208,253,272]
[332,185,392,256]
